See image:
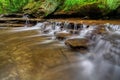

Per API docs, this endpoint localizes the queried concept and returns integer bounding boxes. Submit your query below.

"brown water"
[0,20,120,80]
[51,19,120,25]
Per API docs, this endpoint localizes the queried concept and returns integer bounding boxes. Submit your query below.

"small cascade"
[88,24,120,66]
[64,21,69,30]
[102,24,120,66]
[105,23,120,31]
[74,23,77,30]
[23,14,30,27]
[107,40,120,65]
[1,21,120,80]
[78,25,95,38]
[51,22,56,30]
[79,24,120,80]
[24,21,120,61]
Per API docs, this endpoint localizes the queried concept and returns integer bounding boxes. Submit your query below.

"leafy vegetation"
[0,0,120,18]
[0,0,33,14]
[23,0,61,17]
[59,0,120,12]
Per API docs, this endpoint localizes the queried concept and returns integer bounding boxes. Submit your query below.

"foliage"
[0,0,33,14]
[56,0,120,17]
[23,0,61,17]
[0,0,120,18]
[60,0,98,11]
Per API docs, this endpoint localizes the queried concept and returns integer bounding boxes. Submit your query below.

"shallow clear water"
[0,22,120,80]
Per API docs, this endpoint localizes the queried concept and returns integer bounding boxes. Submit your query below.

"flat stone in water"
[55,32,72,40]
[65,38,89,49]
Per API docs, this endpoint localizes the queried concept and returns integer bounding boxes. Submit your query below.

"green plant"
[0,0,33,14]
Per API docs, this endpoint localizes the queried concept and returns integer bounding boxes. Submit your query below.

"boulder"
[43,29,50,34]
[0,0,119,19]
[55,32,71,40]
[54,1,109,19]
[65,38,89,49]
[67,23,74,29]
[67,23,83,30]
[96,25,106,34]
[23,0,62,18]
[69,30,80,34]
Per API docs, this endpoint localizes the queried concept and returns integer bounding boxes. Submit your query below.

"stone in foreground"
[65,38,89,49]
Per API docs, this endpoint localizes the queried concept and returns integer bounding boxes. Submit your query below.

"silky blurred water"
[0,22,120,80]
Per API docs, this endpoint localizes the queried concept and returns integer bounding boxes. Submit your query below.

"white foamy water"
[39,40,55,44]
[11,23,43,32]
[81,60,94,75]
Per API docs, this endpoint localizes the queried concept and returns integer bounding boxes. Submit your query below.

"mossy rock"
[54,2,109,18]
[23,0,61,18]
[23,1,37,14]
[55,32,72,40]
[22,0,120,18]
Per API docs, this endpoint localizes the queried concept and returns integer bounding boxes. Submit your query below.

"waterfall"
[74,23,77,30]
[64,21,69,31]
[79,25,95,38]
[89,24,120,66]
[79,24,120,80]
[105,23,120,31]
[23,14,30,27]
[73,23,77,34]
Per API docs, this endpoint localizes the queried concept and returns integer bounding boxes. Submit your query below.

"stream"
[0,20,120,80]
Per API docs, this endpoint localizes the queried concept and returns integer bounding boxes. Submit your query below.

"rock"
[55,32,72,40]
[23,0,61,18]
[0,0,119,19]
[67,23,74,29]
[67,23,83,32]
[43,29,50,33]
[93,25,106,34]
[54,2,108,19]
[69,30,80,34]
[65,38,89,49]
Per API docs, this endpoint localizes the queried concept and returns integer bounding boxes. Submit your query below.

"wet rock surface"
[65,38,89,49]
[55,32,72,40]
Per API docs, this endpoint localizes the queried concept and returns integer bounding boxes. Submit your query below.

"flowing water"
[22,15,30,27]
[0,21,120,80]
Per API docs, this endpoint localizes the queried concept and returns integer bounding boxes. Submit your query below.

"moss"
[72,2,104,18]
[23,2,36,10]
[0,0,32,14]
[0,0,120,18]
[23,0,61,18]
[53,0,120,18]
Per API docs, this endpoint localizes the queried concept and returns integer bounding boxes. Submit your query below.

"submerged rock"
[69,30,80,34]
[55,32,72,40]
[65,38,89,49]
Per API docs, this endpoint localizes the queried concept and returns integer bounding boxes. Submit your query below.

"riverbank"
[48,18,120,25]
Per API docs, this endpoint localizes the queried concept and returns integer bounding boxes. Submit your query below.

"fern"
[0,0,33,14]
